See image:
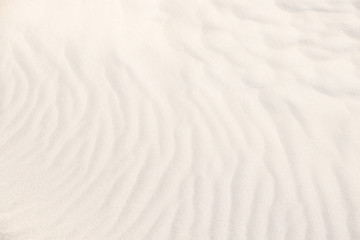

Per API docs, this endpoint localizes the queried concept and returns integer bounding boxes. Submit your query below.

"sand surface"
[1,0,360,239]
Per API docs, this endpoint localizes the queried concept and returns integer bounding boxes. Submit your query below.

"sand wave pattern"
[1,0,360,239]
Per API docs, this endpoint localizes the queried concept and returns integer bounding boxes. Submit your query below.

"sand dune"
[1,0,360,239]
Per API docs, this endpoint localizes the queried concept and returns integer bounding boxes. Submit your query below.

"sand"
[1,0,360,239]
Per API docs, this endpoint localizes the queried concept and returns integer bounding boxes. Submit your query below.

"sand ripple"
[1,0,360,239]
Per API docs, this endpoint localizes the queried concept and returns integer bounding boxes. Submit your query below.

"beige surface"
[1,0,360,239]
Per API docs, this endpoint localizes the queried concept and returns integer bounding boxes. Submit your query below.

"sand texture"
[1,0,360,239]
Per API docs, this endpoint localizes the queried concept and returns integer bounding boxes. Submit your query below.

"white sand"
[1,0,360,239]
